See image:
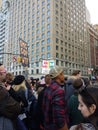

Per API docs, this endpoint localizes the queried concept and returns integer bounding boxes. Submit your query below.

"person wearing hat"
[42,66,69,130]
[8,75,28,108]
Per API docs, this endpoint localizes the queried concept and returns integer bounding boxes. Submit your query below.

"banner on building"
[42,60,54,74]
[19,38,29,67]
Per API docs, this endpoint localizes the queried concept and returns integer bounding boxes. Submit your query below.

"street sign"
[42,60,54,74]
[19,38,29,67]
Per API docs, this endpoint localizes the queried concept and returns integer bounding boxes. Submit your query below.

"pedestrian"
[70,86,98,130]
[36,74,52,130]
[65,70,82,101]
[68,78,85,127]
[0,63,21,130]
[42,66,69,130]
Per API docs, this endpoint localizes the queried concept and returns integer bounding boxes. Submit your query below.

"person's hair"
[0,63,3,66]
[82,77,90,86]
[73,78,83,90]
[72,70,81,76]
[79,86,98,116]
[45,74,51,84]
[6,72,14,83]
[75,123,84,130]
[64,77,67,81]
[45,74,50,78]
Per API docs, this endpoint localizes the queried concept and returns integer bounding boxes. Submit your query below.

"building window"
[61,61,64,66]
[42,1,45,6]
[56,45,59,50]
[56,38,59,44]
[41,40,45,45]
[36,23,39,28]
[47,17,50,23]
[32,38,34,43]
[47,31,50,36]
[61,54,64,59]
[47,45,50,51]
[37,5,40,10]
[42,7,45,12]
[36,29,40,34]
[37,17,40,22]
[47,0,50,3]
[56,60,59,65]
[47,4,50,9]
[36,36,40,40]
[41,54,45,59]
[36,62,39,67]
[56,53,59,58]
[42,33,45,39]
[47,52,51,58]
[32,50,34,54]
[32,57,34,62]
[47,24,50,29]
[32,44,34,49]
[41,47,45,52]
[42,20,45,25]
[37,11,39,16]
[36,55,39,60]
[32,26,34,30]
[42,14,45,19]
[36,42,39,47]
[32,32,34,36]
[47,10,50,16]
[32,14,34,18]
[31,70,34,74]
[42,27,45,32]
[36,49,39,53]
[61,47,63,52]
[47,38,50,44]
[36,69,39,74]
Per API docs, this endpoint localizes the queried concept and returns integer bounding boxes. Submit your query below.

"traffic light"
[17,56,22,63]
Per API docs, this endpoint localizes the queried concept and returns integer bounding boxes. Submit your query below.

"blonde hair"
[12,81,27,91]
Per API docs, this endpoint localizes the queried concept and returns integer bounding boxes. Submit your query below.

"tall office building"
[0,0,2,8]
[86,7,91,24]
[5,0,89,77]
[0,0,10,64]
[0,12,4,63]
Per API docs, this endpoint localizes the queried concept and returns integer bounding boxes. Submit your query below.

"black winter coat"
[0,84,21,119]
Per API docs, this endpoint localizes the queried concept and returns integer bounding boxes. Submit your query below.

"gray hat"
[49,66,63,79]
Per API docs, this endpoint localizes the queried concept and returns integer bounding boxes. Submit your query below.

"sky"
[85,0,98,24]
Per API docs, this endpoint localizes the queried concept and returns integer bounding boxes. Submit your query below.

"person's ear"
[90,104,96,114]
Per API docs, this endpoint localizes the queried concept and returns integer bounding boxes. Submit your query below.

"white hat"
[49,66,63,79]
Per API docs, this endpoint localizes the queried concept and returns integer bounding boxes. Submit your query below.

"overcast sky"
[85,0,98,24]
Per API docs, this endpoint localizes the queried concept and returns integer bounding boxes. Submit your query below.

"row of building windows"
[31,52,51,62]
[32,45,50,53]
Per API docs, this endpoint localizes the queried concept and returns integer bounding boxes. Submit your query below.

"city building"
[0,0,10,64]
[93,24,98,32]
[87,23,98,75]
[1,0,90,77]
[86,7,91,24]
[0,0,2,8]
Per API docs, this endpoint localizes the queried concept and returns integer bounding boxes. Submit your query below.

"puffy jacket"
[0,84,21,119]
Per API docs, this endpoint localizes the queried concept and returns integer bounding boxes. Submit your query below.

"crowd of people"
[0,63,98,130]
